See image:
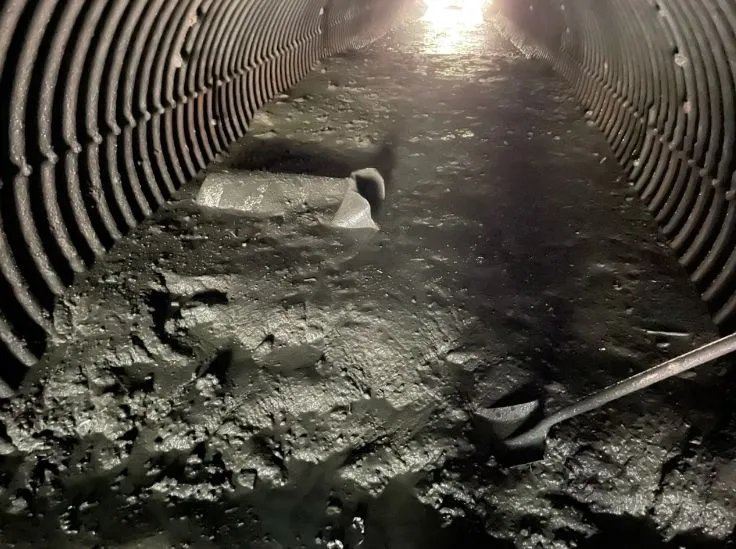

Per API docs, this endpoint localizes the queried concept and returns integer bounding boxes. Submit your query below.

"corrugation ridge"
[0,0,414,390]
[490,0,736,331]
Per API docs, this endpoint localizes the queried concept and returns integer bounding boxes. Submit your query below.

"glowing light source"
[420,0,489,55]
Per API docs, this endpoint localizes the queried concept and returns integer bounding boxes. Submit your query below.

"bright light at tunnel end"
[419,0,492,55]
[421,0,490,29]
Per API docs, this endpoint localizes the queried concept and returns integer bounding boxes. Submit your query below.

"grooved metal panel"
[0,0,415,392]
[491,0,736,332]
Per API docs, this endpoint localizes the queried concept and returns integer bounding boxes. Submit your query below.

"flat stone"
[196,169,349,217]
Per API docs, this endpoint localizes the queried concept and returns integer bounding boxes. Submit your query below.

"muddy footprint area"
[2,18,736,549]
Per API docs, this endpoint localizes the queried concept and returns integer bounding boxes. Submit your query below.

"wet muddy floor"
[1,8,735,549]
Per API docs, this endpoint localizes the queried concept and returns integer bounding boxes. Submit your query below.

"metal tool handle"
[541,332,736,431]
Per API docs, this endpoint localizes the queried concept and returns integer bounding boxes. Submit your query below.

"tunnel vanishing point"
[0,0,734,394]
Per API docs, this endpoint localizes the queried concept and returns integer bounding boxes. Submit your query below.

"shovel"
[482,332,736,465]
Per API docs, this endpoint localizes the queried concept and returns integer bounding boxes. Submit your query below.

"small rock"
[252,111,275,127]
[0,438,16,456]
[6,495,28,515]
[445,350,477,366]
[235,469,257,491]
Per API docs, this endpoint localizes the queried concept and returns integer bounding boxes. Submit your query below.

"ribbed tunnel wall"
[491,0,736,331]
[1,0,735,393]
[0,0,417,392]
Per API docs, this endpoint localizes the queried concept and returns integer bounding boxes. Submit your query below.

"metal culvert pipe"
[490,0,736,332]
[0,0,416,393]
[2,0,734,393]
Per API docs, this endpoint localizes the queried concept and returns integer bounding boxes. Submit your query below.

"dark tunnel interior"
[0,0,735,547]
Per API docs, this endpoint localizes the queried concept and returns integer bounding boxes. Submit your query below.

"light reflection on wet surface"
[420,0,488,55]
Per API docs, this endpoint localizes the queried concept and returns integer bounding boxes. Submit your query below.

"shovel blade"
[497,422,550,465]
[476,399,551,466]
[477,399,542,441]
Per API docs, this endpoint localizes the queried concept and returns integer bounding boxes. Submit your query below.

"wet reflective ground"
[1,10,734,549]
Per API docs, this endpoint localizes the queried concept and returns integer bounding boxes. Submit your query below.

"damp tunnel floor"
[1,13,736,549]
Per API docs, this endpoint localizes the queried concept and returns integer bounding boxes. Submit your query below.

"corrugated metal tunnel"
[0,0,734,394]
[1,2,736,546]
[490,0,736,327]
[0,0,417,390]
